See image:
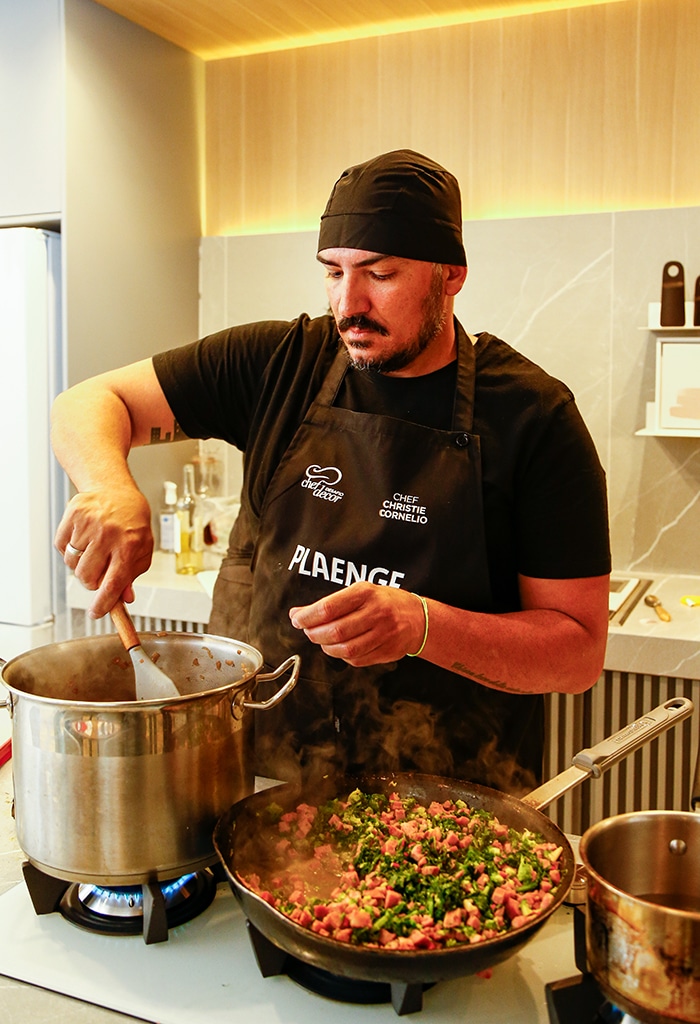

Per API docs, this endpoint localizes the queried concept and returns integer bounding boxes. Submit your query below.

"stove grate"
[245,919,431,1016]
[545,973,638,1023]
[546,907,645,1024]
[21,861,217,944]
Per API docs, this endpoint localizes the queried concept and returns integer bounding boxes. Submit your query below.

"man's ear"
[444,264,468,296]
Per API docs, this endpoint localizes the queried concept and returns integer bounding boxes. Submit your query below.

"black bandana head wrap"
[318,149,466,266]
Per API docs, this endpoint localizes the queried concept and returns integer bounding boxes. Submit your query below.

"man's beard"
[339,266,447,374]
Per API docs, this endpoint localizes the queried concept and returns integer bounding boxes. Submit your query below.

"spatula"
[110,599,181,700]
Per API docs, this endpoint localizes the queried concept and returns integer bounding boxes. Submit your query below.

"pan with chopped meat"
[213,701,692,984]
[214,772,575,983]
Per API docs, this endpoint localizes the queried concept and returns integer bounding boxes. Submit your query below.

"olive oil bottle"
[175,463,203,574]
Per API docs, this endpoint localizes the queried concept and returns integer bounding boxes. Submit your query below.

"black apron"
[209,324,544,792]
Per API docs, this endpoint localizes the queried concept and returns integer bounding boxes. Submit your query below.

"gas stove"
[0,758,656,1024]
[0,878,580,1024]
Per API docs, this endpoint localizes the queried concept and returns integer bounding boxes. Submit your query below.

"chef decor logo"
[301,464,345,504]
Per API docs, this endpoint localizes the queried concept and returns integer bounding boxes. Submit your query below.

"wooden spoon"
[110,599,181,700]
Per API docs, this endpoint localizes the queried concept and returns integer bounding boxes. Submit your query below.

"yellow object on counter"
[680,595,700,607]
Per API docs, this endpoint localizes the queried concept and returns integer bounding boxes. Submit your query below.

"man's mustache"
[337,315,388,336]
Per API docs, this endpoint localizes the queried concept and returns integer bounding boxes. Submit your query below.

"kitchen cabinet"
[636,302,700,436]
[0,0,62,225]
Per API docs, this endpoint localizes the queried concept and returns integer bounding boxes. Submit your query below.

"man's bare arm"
[51,359,182,617]
[290,573,609,695]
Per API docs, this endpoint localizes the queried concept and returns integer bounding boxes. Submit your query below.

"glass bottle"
[158,480,178,553]
[175,464,203,574]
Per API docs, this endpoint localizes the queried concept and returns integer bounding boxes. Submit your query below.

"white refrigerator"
[0,226,65,665]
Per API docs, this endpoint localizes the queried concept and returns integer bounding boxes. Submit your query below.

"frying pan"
[214,697,693,986]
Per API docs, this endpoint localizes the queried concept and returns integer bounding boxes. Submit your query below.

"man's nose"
[336,276,370,318]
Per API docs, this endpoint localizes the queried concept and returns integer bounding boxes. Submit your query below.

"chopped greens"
[240,789,564,950]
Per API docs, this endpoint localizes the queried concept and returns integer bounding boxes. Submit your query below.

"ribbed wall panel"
[68,609,207,638]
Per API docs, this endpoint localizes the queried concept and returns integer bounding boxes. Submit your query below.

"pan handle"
[524,696,694,811]
[232,655,301,717]
[572,696,694,776]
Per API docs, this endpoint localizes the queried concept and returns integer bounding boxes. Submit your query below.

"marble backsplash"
[199,205,700,577]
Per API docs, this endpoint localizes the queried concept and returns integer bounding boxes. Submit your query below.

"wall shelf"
[636,415,700,438]
[637,305,700,436]
[643,301,700,333]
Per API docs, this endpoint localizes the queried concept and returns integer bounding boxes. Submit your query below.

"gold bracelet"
[406,593,429,657]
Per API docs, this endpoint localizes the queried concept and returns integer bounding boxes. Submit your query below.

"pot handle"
[0,657,10,714]
[234,655,300,715]
[524,696,694,811]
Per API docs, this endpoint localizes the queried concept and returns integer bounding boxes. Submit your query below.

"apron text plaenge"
[288,543,406,588]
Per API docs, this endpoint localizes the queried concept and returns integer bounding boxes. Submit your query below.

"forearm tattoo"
[450,661,524,693]
[149,422,186,443]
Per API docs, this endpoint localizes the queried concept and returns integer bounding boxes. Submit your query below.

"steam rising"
[255,667,538,798]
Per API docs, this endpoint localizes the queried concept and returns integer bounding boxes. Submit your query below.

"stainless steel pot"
[0,632,299,886]
[580,808,700,1023]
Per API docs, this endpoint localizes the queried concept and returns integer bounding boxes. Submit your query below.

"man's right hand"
[50,358,180,619]
[55,484,154,618]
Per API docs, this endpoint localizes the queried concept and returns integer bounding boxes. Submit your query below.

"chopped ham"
[240,788,564,954]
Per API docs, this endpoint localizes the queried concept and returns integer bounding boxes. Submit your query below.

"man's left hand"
[289,582,426,666]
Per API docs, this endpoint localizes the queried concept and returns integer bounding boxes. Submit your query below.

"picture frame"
[655,338,700,432]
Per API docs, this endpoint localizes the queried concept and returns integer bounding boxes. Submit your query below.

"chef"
[51,149,611,794]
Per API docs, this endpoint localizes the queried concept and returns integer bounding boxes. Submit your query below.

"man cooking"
[51,150,611,794]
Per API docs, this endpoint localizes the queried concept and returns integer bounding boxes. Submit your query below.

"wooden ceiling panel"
[89,0,628,60]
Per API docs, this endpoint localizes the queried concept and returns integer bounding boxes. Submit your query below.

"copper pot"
[580,809,700,1023]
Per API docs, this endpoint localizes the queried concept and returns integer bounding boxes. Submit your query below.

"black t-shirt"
[153,314,611,614]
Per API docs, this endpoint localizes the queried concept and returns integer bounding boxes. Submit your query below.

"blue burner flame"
[78,874,198,917]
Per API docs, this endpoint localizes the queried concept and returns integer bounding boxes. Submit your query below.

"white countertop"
[65,551,220,627]
[606,572,700,677]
